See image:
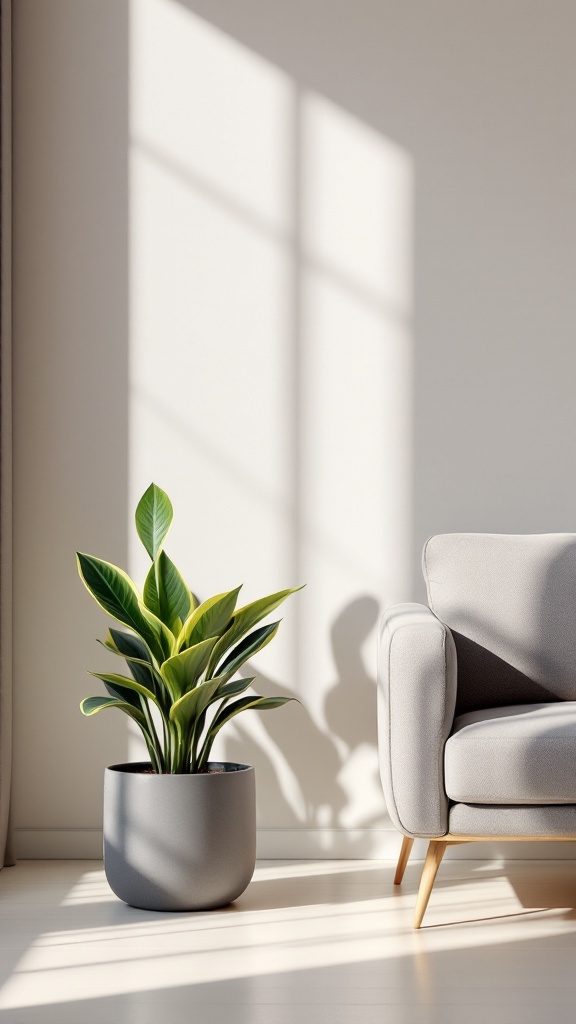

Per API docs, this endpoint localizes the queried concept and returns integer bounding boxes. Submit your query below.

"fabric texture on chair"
[380,533,576,925]
[377,603,457,838]
[449,802,576,837]
[423,533,576,713]
[445,702,576,804]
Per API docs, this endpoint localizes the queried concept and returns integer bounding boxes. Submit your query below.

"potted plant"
[77,483,301,911]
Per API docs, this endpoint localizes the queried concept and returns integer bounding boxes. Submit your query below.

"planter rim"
[106,760,253,775]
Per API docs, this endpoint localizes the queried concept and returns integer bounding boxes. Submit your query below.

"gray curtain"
[0,0,13,868]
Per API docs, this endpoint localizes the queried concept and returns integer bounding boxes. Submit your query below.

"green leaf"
[80,695,147,728]
[160,636,219,702]
[105,628,151,663]
[135,483,173,561]
[209,695,297,737]
[89,671,159,707]
[143,551,192,632]
[175,586,242,651]
[214,676,255,700]
[77,553,165,664]
[208,587,303,673]
[137,566,160,621]
[217,621,281,680]
[139,604,176,663]
[101,629,165,697]
[101,678,142,708]
[197,694,298,770]
[169,675,225,732]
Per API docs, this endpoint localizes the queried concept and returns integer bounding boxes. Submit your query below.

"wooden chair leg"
[394,835,414,885]
[413,840,447,928]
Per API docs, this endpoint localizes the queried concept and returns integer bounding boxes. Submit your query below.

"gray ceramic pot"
[103,761,256,911]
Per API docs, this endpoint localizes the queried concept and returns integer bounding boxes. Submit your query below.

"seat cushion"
[444,702,576,804]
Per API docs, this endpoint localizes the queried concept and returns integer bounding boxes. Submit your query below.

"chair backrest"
[423,533,576,713]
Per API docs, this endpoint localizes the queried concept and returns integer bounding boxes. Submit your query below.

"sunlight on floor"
[3,860,576,1021]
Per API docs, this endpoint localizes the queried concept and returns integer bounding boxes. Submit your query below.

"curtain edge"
[0,0,13,869]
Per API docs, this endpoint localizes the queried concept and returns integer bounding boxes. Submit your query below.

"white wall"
[12,0,576,858]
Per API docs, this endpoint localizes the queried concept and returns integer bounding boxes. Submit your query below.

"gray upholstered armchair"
[378,533,576,927]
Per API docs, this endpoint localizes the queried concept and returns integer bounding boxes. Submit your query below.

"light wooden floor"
[3,858,576,1023]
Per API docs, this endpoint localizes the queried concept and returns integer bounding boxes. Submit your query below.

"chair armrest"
[377,603,457,838]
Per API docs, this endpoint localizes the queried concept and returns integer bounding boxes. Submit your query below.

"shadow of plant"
[225,594,386,849]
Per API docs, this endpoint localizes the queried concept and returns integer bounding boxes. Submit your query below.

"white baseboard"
[257,828,404,858]
[14,827,576,861]
[15,829,104,859]
[257,831,576,859]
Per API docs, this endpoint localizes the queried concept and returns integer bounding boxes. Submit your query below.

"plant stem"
[196,733,212,773]
[161,717,170,773]
[168,721,180,773]
[141,700,164,773]
[144,733,161,774]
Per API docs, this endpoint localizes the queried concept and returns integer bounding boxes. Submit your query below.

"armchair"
[378,533,576,927]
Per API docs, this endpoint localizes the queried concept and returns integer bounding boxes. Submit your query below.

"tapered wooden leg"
[413,840,447,928]
[394,836,414,885]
